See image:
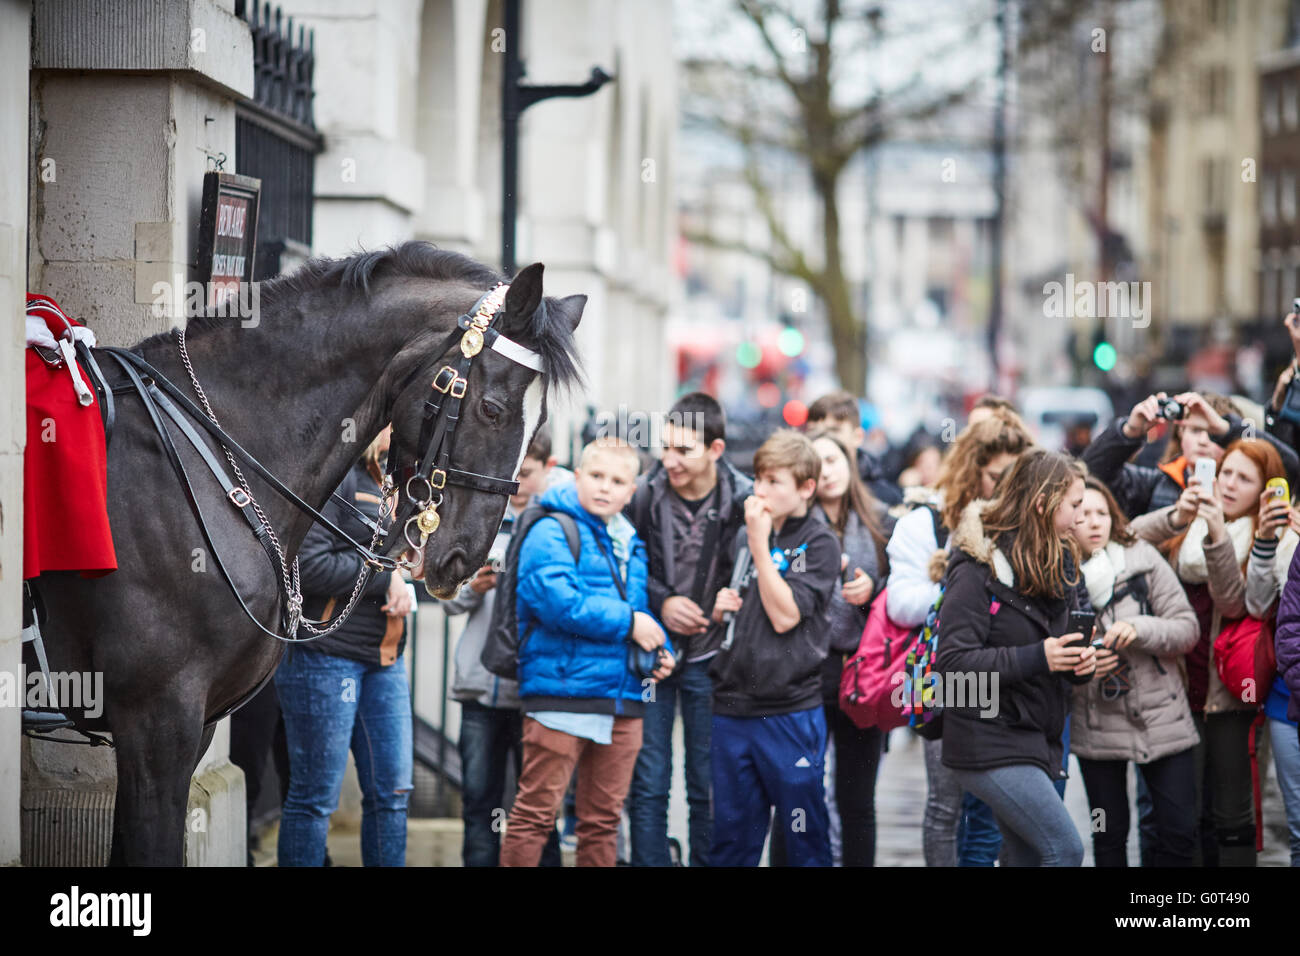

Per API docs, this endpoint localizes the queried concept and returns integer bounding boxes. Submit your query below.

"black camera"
[1155,396,1184,421]
[627,645,665,680]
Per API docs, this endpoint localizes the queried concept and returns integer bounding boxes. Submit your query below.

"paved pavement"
[254,720,1294,867]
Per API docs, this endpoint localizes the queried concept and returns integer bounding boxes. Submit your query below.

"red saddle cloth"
[24,293,117,579]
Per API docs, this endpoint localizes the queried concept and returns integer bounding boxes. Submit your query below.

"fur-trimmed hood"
[950,499,1015,587]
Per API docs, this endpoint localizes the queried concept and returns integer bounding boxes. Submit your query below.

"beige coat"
[1129,505,1292,715]
[1069,538,1201,762]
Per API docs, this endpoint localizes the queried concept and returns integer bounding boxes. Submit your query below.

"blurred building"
[1258,1,1300,380]
[1144,0,1290,395]
[1003,0,1159,404]
[677,120,1001,442]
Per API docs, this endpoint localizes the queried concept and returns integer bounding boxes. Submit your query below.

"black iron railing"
[235,0,316,129]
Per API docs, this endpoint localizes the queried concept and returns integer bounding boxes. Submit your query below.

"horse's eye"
[480,399,501,424]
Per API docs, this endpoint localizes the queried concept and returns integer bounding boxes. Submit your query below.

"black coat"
[936,509,1086,779]
[709,509,842,717]
[296,462,405,666]
[857,447,903,506]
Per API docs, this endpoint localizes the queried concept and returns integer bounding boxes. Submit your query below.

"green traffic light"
[736,342,762,368]
[777,327,804,356]
[1093,341,1117,371]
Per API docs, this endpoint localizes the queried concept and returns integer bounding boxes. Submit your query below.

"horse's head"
[387,261,585,598]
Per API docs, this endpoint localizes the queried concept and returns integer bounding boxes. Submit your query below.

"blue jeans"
[711,707,831,867]
[458,701,561,867]
[627,658,713,866]
[276,648,413,867]
[957,791,1001,866]
[1270,718,1300,866]
[953,764,1084,867]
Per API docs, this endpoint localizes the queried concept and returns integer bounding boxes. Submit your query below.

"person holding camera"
[443,431,563,867]
[1266,309,1300,460]
[1129,438,1297,866]
[1084,391,1299,523]
[1068,477,1201,866]
[936,450,1096,867]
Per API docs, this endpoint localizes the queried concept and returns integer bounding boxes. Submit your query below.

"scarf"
[605,511,635,583]
[1081,541,1127,610]
[1176,515,1254,584]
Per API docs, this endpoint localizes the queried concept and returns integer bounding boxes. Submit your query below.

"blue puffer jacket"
[516,482,670,717]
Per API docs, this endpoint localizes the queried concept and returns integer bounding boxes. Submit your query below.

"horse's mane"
[139,241,583,389]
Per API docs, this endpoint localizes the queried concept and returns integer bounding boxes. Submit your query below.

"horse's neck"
[140,286,453,551]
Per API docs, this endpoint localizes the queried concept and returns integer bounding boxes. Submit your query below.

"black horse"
[34,242,585,865]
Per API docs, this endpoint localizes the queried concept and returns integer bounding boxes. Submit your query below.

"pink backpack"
[838,586,921,731]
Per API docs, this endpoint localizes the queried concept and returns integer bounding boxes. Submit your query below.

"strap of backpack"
[1106,574,1152,618]
[592,533,629,602]
[688,484,724,607]
[552,512,582,564]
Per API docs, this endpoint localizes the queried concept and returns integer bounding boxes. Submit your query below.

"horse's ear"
[555,293,586,332]
[504,262,545,329]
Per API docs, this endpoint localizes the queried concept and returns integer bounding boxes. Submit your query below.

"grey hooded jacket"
[1068,538,1201,764]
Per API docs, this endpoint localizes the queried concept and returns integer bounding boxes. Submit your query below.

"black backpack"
[480,505,582,679]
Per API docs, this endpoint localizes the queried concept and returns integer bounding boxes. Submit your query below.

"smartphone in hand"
[1066,610,1096,648]
[1193,457,1216,488]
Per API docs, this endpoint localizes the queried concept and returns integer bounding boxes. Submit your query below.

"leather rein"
[77,282,542,646]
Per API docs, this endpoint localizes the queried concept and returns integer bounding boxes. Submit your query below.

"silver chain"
[175,327,388,640]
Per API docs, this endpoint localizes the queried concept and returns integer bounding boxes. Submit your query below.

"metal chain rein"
[175,327,392,641]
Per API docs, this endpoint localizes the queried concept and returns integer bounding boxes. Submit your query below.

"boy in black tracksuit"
[708,430,841,866]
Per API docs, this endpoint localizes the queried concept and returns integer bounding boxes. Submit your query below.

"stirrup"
[22,710,74,734]
[21,582,60,710]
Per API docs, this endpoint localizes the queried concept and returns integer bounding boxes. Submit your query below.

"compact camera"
[487,549,506,573]
[1155,396,1185,421]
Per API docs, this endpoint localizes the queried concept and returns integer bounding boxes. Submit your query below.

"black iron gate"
[234,0,322,280]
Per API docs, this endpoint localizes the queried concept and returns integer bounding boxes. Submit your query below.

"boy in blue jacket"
[500,438,675,867]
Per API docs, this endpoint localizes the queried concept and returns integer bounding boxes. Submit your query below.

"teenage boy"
[443,431,564,866]
[624,392,752,867]
[806,391,902,505]
[499,438,675,867]
[708,429,842,866]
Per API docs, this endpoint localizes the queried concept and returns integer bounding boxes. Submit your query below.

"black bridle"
[382,282,540,560]
[73,281,542,649]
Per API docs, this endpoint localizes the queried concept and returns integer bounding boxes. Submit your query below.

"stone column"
[0,0,32,868]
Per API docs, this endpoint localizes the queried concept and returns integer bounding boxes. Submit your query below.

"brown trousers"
[499,715,642,867]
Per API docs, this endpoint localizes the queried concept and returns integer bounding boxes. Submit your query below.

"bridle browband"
[81,280,543,657]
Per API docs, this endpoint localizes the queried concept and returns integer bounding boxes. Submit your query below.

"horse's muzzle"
[424,545,472,598]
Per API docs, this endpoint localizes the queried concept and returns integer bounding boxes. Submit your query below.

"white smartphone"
[1193,457,1217,488]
